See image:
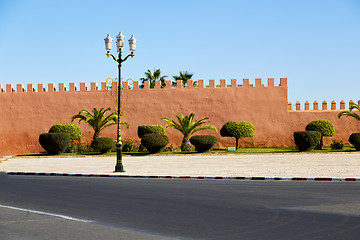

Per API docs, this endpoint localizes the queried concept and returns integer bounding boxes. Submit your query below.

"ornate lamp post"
[104,32,137,172]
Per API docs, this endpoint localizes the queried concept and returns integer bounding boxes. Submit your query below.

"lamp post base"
[114,163,125,172]
[114,148,125,172]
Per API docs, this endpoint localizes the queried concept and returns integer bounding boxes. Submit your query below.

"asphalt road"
[1,173,360,240]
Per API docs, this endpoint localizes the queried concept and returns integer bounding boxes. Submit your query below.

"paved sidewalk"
[1,152,360,178]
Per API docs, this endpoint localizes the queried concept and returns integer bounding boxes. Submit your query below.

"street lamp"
[104,32,137,172]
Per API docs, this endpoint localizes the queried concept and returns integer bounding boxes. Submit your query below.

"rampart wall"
[0,78,359,156]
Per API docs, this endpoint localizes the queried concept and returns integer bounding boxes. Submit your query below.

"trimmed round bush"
[220,121,255,149]
[305,120,335,137]
[349,133,360,151]
[91,137,115,154]
[39,132,70,155]
[137,125,165,138]
[141,134,169,153]
[190,135,217,152]
[49,123,82,140]
[305,120,335,149]
[293,131,322,151]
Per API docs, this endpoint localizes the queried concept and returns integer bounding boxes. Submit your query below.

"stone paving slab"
[1,152,360,178]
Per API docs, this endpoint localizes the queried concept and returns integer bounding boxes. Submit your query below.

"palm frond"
[71,114,87,122]
[191,125,218,135]
[70,107,127,140]
[140,69,168,88]
[102,111,117,124]
[162,112,217,138]
[162,117,184,132]
[172,71,193,87]
[120,120,130,128]
[349,103,360,112]
[338,102,360,121]
[100,122,117,131]
[338,111,360,121]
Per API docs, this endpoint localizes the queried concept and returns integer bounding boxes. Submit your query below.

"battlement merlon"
[288,100,360,111]
[0,78,287,93]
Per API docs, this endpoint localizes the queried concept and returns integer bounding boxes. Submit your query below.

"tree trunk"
[181,137,192,152]
[319,137,323,150]
[236,138,239,150]
[315,137,323,150]
[93,131,100,142]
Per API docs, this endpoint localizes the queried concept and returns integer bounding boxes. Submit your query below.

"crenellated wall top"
[288,100,360,111]
[0,78,287,93]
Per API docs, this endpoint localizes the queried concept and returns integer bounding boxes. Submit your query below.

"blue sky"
[0,0,359,106]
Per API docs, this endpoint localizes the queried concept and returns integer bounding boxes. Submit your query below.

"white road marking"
[0,204,193,239]
[0,204,94,223]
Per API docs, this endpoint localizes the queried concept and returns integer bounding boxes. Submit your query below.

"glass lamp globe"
[104,34,113,51]
[128,35,137,52]
[116,32,125,52]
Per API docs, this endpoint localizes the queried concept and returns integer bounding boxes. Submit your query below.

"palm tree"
[162,113,218,151]
[140,69,168,88]
[338,102,360,121]
[71,107,129,141]
[172,71,197,87]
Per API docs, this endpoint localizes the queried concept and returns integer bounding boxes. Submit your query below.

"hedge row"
[39,119,359,154]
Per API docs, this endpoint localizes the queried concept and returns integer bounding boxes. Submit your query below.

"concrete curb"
[6,172,360,181]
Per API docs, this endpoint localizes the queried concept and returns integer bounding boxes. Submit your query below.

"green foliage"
[65,141,94,154]
[140,69,168,88]
[49,123,82,140]
[122,139,137,152]
[138,144,148,152]
[71,107,129,141]
[190,135,218,153]
[172,71,197,87]
[162,144,174,152]
[349,133,360,151]
[338,102,360,121]
[305,120,335,149]
[39,132,70,155]
[293,131,322,152]
[140,134,169,153]
[77,143,93,154]
[162,113,218,152]
[65,141,78,153]
[305,120,335,137]
[91,137,115,154]
[330,140,343,150]
[137,125,165,138]
[137,125,165,153]
[220,121,255,149]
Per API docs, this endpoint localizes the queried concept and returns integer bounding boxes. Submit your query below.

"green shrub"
[349,133,360,151]
[77,143,93,154]
[137,125,165,138]
[138,144,148,152]
[49,123,82,140]
[64,141,94,154]
[65,141,77,153]
[190,135,217,152]
[39,132,70,155]
[140,134,169,153]
[220,121,255,149]
[293,131,321,151]
[162,144,174,152]
[91,137,115,154]
[122,139,137,152]
[330,140,343,150]
[305,120,335,149]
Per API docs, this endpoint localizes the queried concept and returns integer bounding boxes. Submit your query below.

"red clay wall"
[0,79,359,156]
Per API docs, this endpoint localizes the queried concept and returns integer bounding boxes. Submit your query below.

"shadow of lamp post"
[104,32,137,172]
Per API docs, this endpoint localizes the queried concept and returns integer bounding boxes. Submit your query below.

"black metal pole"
[114,51,124,172]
